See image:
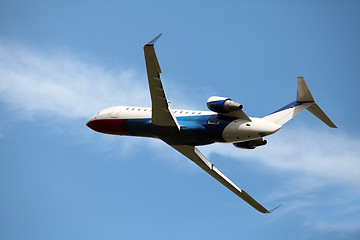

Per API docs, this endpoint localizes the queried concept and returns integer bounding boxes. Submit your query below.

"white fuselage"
[86,106,282,145]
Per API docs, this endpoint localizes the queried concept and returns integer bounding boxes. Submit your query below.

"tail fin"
[263,77,337,128]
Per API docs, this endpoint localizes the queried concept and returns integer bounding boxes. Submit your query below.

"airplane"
[86,33,337,214]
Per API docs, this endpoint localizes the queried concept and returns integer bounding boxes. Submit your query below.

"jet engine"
[207,96,243,113]
[233,139,267,149]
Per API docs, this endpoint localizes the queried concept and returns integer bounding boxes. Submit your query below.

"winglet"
[269,204,282,213]
[169,145,271,214]
[145,33,163,46]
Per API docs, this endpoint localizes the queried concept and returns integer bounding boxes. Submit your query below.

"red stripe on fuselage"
[86,119,129,135]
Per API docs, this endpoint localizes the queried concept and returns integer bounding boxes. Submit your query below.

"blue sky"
[1,0,360,239]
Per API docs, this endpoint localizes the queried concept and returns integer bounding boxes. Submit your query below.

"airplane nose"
[86,116,97,131]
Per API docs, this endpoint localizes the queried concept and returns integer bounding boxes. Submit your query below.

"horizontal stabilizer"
[307,103,337,128]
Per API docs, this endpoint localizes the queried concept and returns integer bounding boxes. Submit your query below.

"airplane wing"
[220,110,252,122]
[169,144,271,214]
[144,34,180,130]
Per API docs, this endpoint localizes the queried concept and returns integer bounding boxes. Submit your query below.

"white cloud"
[201,128,360,189]
[201,127,360,236]
[0,41,150,119]
[311,220,360,238]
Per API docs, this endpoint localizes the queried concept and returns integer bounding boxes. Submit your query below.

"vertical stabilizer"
[296,77,314,102]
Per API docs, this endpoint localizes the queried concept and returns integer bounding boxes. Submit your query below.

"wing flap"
[170,144,270,214]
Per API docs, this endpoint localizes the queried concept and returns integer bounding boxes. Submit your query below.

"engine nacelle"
[207,96,243,113]
[233,139,267,149]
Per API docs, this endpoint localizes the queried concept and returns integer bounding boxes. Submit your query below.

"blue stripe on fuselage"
[125,114,236,145]
[270,101,303,114]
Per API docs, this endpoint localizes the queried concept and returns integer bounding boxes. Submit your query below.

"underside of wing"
[144,34,180,130]
[169,144,270,214]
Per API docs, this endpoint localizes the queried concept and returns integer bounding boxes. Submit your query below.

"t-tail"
[263,77,337,128]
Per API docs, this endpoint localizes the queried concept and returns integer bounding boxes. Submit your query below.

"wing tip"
[145,33,163,46]
[268,204,282,213]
